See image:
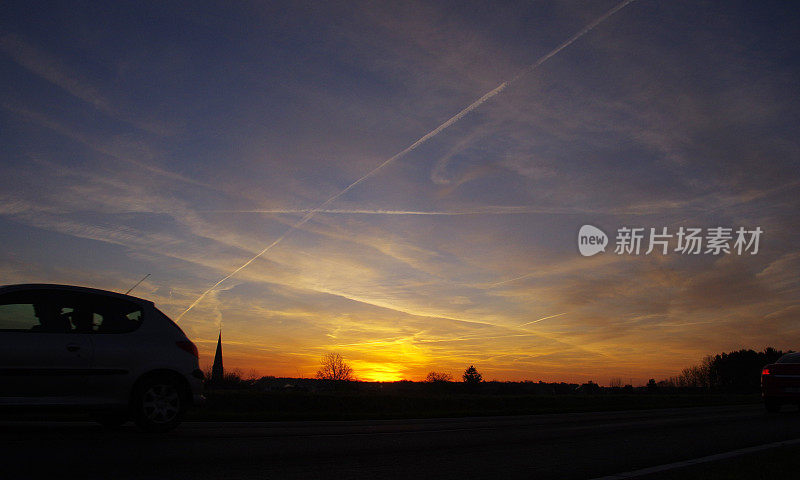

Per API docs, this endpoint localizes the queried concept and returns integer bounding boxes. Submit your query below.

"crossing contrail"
[206,206,599,215]
[177,0,637,321]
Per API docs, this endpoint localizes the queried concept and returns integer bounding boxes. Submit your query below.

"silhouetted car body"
[761,352,800,412]
[0,284,203,431]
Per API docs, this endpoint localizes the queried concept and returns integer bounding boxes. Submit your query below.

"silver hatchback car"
[0,283,204,432]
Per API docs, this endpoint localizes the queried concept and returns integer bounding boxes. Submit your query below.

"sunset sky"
[1,1,798,384]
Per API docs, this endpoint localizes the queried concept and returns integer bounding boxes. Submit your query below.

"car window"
[0,290,143,333]
[0,302,43,330]
[92,298,143,334]
[0,292,71,332]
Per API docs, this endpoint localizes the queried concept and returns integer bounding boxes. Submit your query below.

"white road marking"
[591,437,800,479]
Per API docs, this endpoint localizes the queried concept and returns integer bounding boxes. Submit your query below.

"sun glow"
[350,361,406,382]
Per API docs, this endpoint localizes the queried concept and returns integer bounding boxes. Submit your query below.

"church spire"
[211,331,224,383]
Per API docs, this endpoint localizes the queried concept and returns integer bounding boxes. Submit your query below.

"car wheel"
[132,375,186,432]
[764,398,781,413]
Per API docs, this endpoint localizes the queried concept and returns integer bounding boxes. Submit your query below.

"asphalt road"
[3,404,800,479]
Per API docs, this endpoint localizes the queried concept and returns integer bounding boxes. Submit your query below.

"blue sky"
[2,0,799,382]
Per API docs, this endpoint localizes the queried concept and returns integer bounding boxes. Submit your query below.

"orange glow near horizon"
[350,361,406,382]
[197,348,697,387]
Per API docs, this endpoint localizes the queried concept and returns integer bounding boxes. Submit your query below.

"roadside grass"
[186,392,761,421]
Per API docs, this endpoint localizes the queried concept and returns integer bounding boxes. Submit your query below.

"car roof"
[0,283,154,306]
[777,352,800,364]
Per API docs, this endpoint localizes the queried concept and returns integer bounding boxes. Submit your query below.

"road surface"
[2,404,800,479]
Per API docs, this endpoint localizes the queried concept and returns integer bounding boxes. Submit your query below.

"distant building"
[211,331,223,382]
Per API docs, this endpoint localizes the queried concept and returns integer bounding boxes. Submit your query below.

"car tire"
[132,375,187,432]
[764,398,781,413]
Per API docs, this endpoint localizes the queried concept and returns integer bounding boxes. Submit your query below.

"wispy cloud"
[0,33,180,136]
[176,0,639,320]
[0,33,113,113]
[3,103,203,187]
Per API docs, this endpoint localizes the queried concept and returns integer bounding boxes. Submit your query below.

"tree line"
[206,348,790,395]
[654,347,788,393]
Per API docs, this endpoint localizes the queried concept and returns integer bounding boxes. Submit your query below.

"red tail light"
[762,368,770,375]
[176,340,199,358]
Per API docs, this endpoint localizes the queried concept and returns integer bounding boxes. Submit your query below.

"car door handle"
[66,344,81,352]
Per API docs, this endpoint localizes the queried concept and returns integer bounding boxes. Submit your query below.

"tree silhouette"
[425,371,453,382]
[707,348,786,392]
[580,380,600,394]
[462,365,482,384]
[315,352,354,381]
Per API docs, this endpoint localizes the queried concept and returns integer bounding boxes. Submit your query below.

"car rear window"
[0,290,143,333]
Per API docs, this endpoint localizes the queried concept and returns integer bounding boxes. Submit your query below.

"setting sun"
[355,365,406,383]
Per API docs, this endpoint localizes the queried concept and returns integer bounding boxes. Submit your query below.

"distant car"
[0,283,204,431]
[761,352,800,412]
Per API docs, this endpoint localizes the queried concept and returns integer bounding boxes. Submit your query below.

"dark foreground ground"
[638,443,800,480]
[192,391,761,421]
[2,404,800,479]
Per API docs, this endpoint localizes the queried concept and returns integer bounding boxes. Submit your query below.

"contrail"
[488,272,537,288]
[177,0,636,321]
[519,312,567,327]
[207,206,595,215]
[504,0,636,87]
